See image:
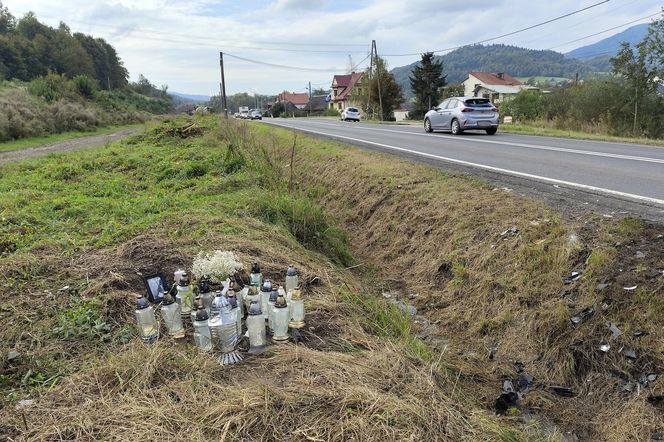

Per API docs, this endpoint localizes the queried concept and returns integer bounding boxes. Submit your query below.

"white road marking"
[292,120,664,165]
[265,120,664,206]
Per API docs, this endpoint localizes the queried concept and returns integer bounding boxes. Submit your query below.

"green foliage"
[359,56,403,120]
[409,52,447,119]
[255,193,353,266]
[501,90,546,121]
[72,74,97,98]
[27,72,70,101]
[322,108,340,117]
[53,299,112,342]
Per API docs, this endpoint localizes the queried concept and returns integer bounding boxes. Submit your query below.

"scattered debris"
[652,431,663,441]
[516,373,534,393]
[382,292,392,299]
[599,343,611,353]
[635,251,646,259]
[495,380,520,414]
[500,226,519,237]
[58,285,70,292]
[596,283,609,291]
[16,399,35,408]
[619,347,637,360]
[622,382,636,393]
[550,386,574,397]
[647,395,664,406]
[514,361,525,373]
[634,330,648,338]
[407,293,419,300]
[570,307,594,325]
[564,271,582,284]
[7,350,20,361]
[639,373,657,387]
[623,285,638,291]
[607,322,622,338]
[488,346,498,360]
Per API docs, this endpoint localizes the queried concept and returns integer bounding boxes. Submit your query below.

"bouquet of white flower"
[191,250,244,283]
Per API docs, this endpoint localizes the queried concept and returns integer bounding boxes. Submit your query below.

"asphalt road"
[262,118,664,221]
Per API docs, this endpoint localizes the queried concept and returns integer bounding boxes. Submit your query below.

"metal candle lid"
[135,294,150,309]
[178,272,190,286]
[248,301,262,315]
[248,286,258,296]
[195,306,209,321]
[269,290,279,302]
[275,294,287,308]
[261,280,273,293]
[291,287,302,300]
[287,265,297,276]
[163,293,176,305]
[251,263,261,274]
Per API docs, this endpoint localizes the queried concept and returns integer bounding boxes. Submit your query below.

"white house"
[463,72,537,103]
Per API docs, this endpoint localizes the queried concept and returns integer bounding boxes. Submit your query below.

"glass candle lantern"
[227,290,243,337]
[176,272,193,318]
[260,280,273,322]
[244,286,260,312]
[289,287,305,329]
[267,289,278,333]
[191,296,203,324]
[246,301,266,354]
[250,262,262,288]
[174,268,186,284]
[161,293,185,338]
[285,265,298,296]
[193,306,213,352]
[218,295,242,365]
[135,294,159,343]
[198,276,214,313]
[272,294,290,343]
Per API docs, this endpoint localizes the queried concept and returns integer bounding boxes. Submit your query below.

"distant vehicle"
[248,109,262,120]
[424,97,499,135]
[238,106,249,119]
[341,107,361,122]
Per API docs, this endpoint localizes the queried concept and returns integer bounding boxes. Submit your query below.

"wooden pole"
[220,52,228,118]
[289,133,297,193]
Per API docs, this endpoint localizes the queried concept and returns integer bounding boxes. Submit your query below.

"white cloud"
[2,0,662,95]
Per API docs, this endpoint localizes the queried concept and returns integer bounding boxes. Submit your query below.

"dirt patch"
[0,127,143,164]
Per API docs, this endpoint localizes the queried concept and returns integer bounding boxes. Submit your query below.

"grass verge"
[500,122,664,146]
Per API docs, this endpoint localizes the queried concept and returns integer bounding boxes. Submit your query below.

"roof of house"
[309,95,328,111]
[468,72,522,86]
[477,85,524,94]
[332,72,364,101]
[278,91,310,106]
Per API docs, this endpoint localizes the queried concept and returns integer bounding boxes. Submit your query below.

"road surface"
[262,118,664,221]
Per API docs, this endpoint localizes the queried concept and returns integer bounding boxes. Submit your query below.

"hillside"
[566,23,650,59]
[391,44,612,98]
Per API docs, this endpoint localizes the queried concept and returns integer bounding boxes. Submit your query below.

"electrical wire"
[547,11,661,50]
[224,52,370,73]
[382,0,611,56]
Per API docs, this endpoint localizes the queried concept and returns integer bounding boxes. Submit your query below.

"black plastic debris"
[570,307,594,325]
[516,374,534,392]
[495,380,520,415]
[652,431,663,441]
[622,382,635,393]
[290,328,306,343]
[599,342,611,353]
[500,227,519,237]
[647,395,664,406]
[607,322,622,338]
[488,346,498,360]
[550,386,574,397]
[639,373,658,387]
[620,347,637,360]
[634,330,649,338]
[564,271,583,285]
[514,361,525,373]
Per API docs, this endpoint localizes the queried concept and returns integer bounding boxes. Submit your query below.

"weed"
[53,299,113,342]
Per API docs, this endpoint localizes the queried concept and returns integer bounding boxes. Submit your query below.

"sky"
[3,0,663,96]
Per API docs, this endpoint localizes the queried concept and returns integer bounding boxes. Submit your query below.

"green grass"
[0,123,143,152]
[500,122,664,146]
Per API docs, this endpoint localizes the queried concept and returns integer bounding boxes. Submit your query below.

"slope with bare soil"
[252,124,664,440]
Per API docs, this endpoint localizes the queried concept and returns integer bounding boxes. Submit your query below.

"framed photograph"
[142,273,169,303]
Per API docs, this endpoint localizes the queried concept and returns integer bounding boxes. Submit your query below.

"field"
[0,116,662,440]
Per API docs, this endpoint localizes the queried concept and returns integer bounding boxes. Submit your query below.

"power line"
[547,11,661,50]
[224,52,370,73]
[382,0,611,56]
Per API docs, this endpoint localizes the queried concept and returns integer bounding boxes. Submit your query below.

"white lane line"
[265,121,664,206]
[293,120,664,165]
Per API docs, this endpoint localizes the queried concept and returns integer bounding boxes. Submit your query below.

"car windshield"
[347,108,358,112]
[464,99,492,107]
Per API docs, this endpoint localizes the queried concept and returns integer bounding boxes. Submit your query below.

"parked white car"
[341,107,361,122]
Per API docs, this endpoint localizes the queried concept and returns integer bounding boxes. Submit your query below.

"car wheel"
[486,127,497,135]
[451,119,463,135]
[424,118,433,133]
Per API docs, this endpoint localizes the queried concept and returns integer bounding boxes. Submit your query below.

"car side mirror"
[432,106,439,111]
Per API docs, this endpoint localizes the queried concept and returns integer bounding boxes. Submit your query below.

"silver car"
[341,107,361,122]
[424,97,499,135]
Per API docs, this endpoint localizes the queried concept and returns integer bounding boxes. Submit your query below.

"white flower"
[191,250,244,283]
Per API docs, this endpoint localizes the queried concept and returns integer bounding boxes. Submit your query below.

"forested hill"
[0,8,128,88]
[390,44,611,98]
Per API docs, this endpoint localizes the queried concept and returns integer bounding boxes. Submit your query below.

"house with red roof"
[277,91,310,110]
[463,72,537,103]
[330,72,365,111]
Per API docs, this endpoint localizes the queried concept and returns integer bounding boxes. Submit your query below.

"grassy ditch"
[0,117,543,440]
[253,122,664,441]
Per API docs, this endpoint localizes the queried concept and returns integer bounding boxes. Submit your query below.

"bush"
[323,108,340,117]
[27,72,71,102]
[72,74,97,99]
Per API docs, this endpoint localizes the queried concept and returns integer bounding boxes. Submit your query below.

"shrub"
[27,72,71,102]
[323,108,340,117]
[71,74,98,98]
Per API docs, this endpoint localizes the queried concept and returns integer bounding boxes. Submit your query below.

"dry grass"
[251,123,664,440]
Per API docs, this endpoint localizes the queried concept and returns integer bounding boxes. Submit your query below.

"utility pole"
[367,42,373,119]
[308,81,312,116]
[372,40,384,121]
[219,51,228,118]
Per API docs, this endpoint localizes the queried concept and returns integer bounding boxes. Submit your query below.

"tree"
[644,11,664,79]
[409,52,446,119]
[360,56,403,120]
[611,41,657,134]
[0,1,15,35]
[312,87,330,96]
[440,83,464,100]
